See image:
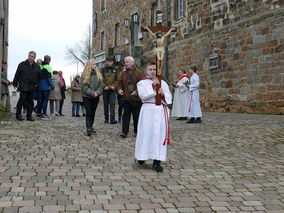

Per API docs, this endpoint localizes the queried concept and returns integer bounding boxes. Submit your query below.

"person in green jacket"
[101,56,119,124]
[81,59,104,136]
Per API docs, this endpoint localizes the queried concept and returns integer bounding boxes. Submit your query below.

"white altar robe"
[184,73,202,118]
[135,79,172,161]
[171,75,189,117]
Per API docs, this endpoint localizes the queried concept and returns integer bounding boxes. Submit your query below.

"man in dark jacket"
[101,56,119,124]
[13,51,40,121]
[117,56,144,138]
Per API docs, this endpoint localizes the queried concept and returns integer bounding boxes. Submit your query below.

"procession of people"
[11,47,202,173]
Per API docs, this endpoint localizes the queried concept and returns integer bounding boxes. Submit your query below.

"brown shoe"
[120,133,127,138]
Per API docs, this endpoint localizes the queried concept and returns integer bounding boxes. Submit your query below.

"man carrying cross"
[135,60,172,172]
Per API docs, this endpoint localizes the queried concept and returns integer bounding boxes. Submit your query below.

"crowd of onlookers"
[12,52,66,121]
[8,51,125,124]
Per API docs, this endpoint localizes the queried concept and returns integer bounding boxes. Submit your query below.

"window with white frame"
[101,31,105,51]
[151,2,158,26]
[115,23,120,47]
[101,0,106,12]
[131,14,139,46]
[175,0,184,20]
[178,0,184,18]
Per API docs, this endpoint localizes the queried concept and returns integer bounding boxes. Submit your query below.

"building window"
[151,2,158,26]
[93,12,97,35]
[209,52,219,73]
[175,0,184,20]
[115,23,120,47]
[131,14,139,46]
[101,0,106,12]
[101,31,105,51]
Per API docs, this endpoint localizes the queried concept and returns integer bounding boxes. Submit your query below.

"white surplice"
[184,73,202,118]
[171,75,189,117]
[135,79,172,161]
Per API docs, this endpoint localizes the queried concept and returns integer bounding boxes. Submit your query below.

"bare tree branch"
[65,25,92,67]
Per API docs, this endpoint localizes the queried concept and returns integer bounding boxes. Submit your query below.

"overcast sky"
[8,0,92,86]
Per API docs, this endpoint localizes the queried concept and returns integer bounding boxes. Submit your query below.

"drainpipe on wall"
[163,0,169,80]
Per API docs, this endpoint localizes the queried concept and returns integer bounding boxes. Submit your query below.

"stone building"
[92,0,284,114]
[0,0,9,115]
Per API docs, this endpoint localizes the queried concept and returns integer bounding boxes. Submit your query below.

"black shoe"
[176,117,183,120]
[82,114,86,117]
[60,114,65,116]
[104,119,109,123]
[138,160,145,165]
[110,120,117,124]
[182,117,187,120]
[152,161,163,172]
[195,117,202,123]
[27,117,35,121]
[72,114,75,117]
[16,115,24,121]
[86,129,92,136]
[76,114,81,117]
[186,118,196,123]
[91,128,96,134]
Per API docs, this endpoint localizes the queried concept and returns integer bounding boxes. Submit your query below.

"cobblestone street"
[0,94,283,213]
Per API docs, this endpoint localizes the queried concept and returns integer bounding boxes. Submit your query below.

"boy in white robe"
[184,66,202,123]
[171,70,189,120]
[135,61,172,172]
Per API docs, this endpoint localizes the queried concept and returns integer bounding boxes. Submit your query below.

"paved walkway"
[0,94,283,213]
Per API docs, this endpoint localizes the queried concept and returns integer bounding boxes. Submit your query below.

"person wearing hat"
[101,56,119,124]
[117,56,144,138]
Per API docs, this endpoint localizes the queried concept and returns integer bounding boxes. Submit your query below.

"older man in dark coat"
[13,51,40,121]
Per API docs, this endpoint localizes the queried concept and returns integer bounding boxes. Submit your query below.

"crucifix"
[141,10,177,105]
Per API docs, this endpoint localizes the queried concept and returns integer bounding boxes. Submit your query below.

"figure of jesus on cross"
[141,10,177,105]
[143,25,175,75]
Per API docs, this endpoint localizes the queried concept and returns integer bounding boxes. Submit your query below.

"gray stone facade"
[92,0,284,114]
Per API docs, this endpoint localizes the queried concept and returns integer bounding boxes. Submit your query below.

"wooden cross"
[141,10,177,105]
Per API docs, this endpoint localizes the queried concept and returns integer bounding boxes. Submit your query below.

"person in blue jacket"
[37,55,54,120]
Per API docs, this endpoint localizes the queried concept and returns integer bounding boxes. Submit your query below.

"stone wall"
[0,0,9,117]
[167,1,284,114]
[92,0,284,114]
[169,1,283,114]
